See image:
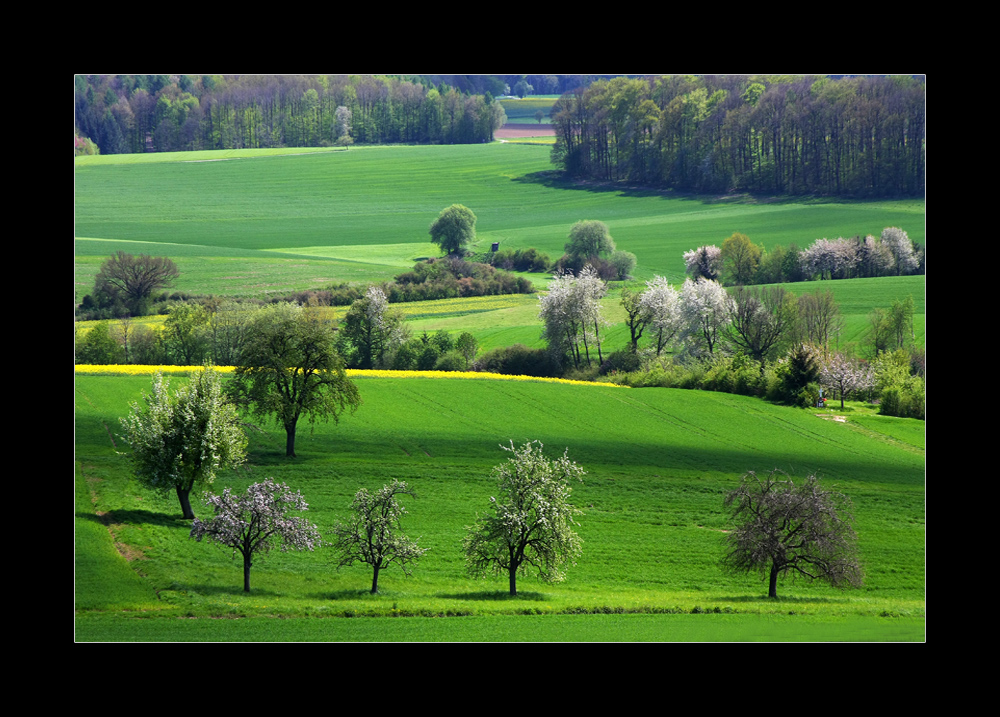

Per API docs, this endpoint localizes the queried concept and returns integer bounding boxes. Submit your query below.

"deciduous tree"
[228,303,361,458]
[429,204,477,256]
[119,367,247,519]
[93,251,180,316]
[330,479,428,594]
[726,285,798,367]
[722,469,863,599]
[640,276,683,355]
[190,479,323,593]
[720,232,762,285]
[678,277,733,358]
[341,286,408,369]
[464,441,584,596]
[564,220,615,260]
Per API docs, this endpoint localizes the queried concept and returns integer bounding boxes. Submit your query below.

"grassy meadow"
[74,142,925,641]
[76,371,924,641]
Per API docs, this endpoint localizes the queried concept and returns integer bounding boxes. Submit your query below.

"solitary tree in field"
[190,479,323,593]
[464,441,584,596]
[722,469,863,599]
[429,204,477,256]
[330,480,428,594]
[120,366,247,519]
[228,303,361,458]
[565,220,615,260]
[94,251,180,315]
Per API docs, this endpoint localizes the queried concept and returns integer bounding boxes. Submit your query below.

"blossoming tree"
[119,366,247,519]
[464,441,585,596]
[330,479,428,594]
[190,479,323,593]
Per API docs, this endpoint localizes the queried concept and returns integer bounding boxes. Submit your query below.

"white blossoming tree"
[640,275,683,355]
[678,277,734,358]
[683,245,722,281]
[190,479,323,593]
[119,366,247,519]
[464,441,585,596]
[819,352,865,409]
[538,265,607,369]
[330,479,428,594]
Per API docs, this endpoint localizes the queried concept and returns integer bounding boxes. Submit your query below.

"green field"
[74,144,925,298]
[76,372,924,641]
[74,142,925,641]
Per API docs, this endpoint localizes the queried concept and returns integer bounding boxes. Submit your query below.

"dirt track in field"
[495,123,556,139]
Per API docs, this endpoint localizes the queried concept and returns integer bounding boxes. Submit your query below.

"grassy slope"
[74,145,925,293]
[76,373,924,641]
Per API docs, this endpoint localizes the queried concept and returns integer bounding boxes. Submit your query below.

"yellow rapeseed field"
[73,365,626,388]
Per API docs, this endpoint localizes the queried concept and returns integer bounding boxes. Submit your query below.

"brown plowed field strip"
[495,123,556,138]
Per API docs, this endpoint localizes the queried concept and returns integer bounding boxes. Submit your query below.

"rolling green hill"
[74,145,925,297]
[75,371,924,641]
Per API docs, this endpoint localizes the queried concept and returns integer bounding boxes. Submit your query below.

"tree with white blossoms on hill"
[190,479,323,593]
[330,479,428,594]
[464,441,585,596]
[119,366,247,519]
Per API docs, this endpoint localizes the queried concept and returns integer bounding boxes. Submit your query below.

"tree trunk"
[371,565,380,594]
[285,421,297,458]
[509,567,517,596]
[176,485,195,520]
[244,556,252,593]
[769,562,779,598]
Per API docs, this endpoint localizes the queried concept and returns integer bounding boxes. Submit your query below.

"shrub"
[599,349,643,376]
[473,344,563,378]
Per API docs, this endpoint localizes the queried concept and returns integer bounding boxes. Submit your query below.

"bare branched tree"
[722,469,863,599]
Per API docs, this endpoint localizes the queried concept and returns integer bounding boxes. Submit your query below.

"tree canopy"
[227,303,361,458]
[190,479,323,592]
[93,251,179,316]
[428,204,477,256]
[330,479,428,594]
[464,441,585,596]
[722,469,863,598]
[119,366,247,519]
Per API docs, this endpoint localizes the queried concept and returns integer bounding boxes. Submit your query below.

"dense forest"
[550,75,925,198]
[73,74,520,154]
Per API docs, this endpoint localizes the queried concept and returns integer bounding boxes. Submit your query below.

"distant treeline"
[74,74,518,154]
[550,75,925,198]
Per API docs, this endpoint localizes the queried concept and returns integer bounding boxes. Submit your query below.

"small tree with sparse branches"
[330,479,428,594]
[464,441,584,596]
[190,479,323,593]
[722,469,863,599]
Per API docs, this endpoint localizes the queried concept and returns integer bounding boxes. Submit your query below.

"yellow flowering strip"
[75,365,236,376]
[74,365,626,388]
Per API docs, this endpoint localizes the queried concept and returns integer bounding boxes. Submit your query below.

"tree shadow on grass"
[714,594,855,605]
[437,590,547,602]
[169,583,282,599]
[511,171,869,206]
[77,508,191,529]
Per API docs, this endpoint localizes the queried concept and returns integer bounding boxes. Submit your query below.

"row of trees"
[131,370,860,600]
[550,75,925,197]
[685,227,923,286]
[75,75,507,155]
